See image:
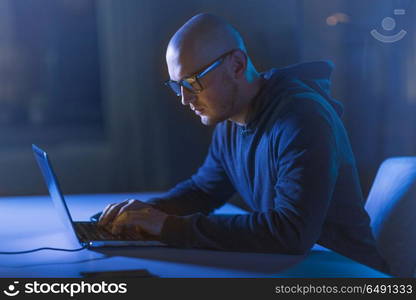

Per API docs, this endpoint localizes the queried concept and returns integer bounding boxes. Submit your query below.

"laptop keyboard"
[74,222,137,241]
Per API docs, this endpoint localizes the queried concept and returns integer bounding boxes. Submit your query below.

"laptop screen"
[32,144,81,246]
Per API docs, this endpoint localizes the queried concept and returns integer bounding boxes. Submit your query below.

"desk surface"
[0,193,389,278]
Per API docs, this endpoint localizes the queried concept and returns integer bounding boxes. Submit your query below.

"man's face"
[167,51,239,126]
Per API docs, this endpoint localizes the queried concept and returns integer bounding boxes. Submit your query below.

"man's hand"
[97,199,168,239]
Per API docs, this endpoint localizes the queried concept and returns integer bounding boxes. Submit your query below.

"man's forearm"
[158,210,316,254]
[146,178,230,216]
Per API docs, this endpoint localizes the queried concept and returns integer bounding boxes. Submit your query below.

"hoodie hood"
[245,60,344,129]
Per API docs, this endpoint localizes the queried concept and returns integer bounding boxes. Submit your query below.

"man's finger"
[116,201,148,220]
[98,203,113,223]
[111,223,122,235]
[98,203,119,226]
[111,223,145,240]
[98,201,128,226]
[131,225,145,240]
[110,211,130,235]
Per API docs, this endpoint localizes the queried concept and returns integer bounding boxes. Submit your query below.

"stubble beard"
[200,82,239,126]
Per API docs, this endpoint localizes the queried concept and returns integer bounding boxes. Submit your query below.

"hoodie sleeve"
[158,103,340,254]
[146,126,236,216]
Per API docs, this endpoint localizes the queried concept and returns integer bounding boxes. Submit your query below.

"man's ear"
[229,50,247,80]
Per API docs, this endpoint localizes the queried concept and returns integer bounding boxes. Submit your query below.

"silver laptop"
[32,144,165,248]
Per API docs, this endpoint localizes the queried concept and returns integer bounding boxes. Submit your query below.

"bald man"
[98,13,388,274]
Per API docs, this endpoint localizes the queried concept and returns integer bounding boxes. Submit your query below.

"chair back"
[365,157,416,277]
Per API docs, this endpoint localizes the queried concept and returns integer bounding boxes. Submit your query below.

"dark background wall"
[0,0,414,203]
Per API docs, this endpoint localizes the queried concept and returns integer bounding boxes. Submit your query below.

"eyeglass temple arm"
[196,58,224,79]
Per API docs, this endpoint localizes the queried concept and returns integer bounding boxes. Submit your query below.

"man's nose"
[181,86,196,106]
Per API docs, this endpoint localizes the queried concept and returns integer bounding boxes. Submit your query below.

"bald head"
[166,13,248,80]
[165,13,262,126]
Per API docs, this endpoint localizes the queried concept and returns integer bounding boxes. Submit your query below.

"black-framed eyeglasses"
[164,50,235,97]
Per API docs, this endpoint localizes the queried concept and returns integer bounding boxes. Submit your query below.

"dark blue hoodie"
[148,61,388,274]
